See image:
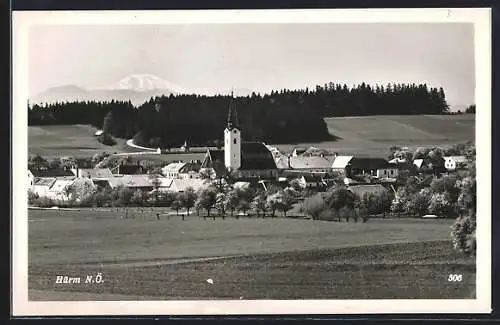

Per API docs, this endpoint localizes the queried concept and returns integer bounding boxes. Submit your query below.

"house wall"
[235,169,279,179]
[376,168,399,178]
[445,159,457,170]
[32,185,50,197]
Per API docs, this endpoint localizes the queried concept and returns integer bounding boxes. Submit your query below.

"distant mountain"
[30,74,187,107]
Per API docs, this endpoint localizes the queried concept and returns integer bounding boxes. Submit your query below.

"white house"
[444,156,468,171]
[162,162,188,179]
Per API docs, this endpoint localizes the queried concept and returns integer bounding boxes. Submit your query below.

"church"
[200,96,279,181]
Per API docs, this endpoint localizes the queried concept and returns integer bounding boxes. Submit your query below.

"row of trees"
[28,82,452,148]
[299,186,392,223]
[28,178,300,219]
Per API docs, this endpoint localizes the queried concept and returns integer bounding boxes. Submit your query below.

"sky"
[29,23,475,106]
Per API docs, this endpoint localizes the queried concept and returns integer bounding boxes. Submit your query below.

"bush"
[339,206,356,222]
[97,133,117,146]
[451,215,476,256]
[299,195,328,220]
[316,209,338,221]
[428,192,454,218]
[28,189,39,205]
[33,196,56,207]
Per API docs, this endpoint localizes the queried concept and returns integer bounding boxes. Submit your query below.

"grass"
[28,125,128,158]
[28,114,475,160]
[276,114,475,157]
[28,209,475,300]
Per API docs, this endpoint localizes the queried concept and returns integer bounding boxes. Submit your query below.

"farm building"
[31,177,56,197]
[106,175,154,191]
[332,156,398,179]
[169,178,208,193]
[162,162,187,178]
[115,163,145,175]
[291,147,308,157]
[161,160,201,179]
[297,175,327,190]
[347,184,389,198]
[301,146,334,157]
[70,167,113,179]
[444,155,468,171]
[28,167,75,186]
[276,155,334,174]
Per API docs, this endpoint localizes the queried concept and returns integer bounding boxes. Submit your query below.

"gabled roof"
[107,177,125,189]
[347,184,388,197]
[162,162,187,174]
[202,149,224,169]
[444,155,468,163]
[278,156,334,170]
[158,177,173,188]
[49,179,75,192]
[349,157,391,170]
[29,167,74,178]
[33,177,56,187]
[413,159,424,168]
[117,164,144,175]
[240,142,278,170]
[332,156,353,169]
[301,147,334,157]
[78,168,113,179]
[121,175,154,188]
[171,178,207,192]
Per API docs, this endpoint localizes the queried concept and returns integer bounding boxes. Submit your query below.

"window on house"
[233,138,237,144]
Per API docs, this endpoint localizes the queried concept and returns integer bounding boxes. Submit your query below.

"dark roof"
[202,142,277,171]
[348,158,390,170]
[240,142,277,170]
[201,149,224,169]
[117,164,144,175]
[29,167,74,178]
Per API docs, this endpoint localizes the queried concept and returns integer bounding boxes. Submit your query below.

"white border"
[12,8,492,316]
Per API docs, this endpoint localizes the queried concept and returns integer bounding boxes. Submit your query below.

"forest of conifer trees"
[28,82,451,148]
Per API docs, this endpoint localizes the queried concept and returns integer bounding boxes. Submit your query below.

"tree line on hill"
[28,82,452,148]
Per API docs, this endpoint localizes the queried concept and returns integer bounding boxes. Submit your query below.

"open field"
[276,114,475,157]
[28,125,130,158]
[28,209,475,300]
[28,114,475,160]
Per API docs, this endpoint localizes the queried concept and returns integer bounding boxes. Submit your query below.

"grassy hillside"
[28,114,475,159]
[28,125,128,158]
[276,114,475,157]
[28,210,475,300]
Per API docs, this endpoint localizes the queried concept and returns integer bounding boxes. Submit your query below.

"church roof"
[203,142,277,171]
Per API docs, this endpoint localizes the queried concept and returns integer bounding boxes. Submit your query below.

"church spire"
[227,90,239,130]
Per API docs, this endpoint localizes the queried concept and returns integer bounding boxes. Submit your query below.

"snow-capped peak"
[107,74,188,93]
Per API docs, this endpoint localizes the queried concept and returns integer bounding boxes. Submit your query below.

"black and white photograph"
[12,8,491,315]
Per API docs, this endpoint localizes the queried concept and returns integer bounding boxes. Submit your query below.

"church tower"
[224,92,241,171]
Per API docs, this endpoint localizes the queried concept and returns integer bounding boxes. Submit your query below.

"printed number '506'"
[448,274,463,282]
